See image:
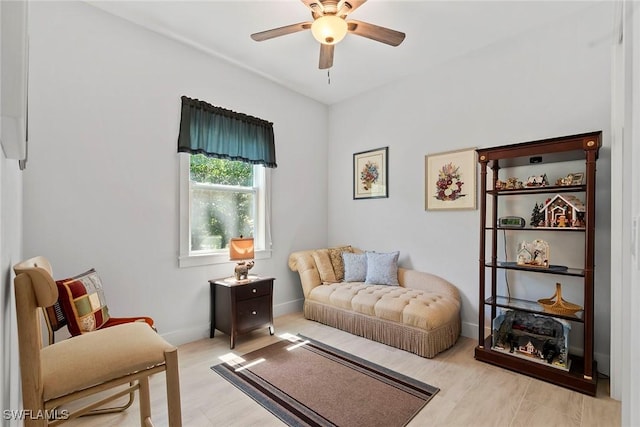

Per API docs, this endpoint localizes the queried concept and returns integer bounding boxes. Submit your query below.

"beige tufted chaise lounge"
[288,247,461,358]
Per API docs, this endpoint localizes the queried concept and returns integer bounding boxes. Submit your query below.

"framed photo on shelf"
[353,147,388,199]
[425,148,477,210]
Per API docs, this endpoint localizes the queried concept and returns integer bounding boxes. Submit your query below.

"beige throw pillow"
[328,245,353,282]
[312,249,338,284]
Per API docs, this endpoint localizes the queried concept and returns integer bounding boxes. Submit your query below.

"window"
[176,97,276,267]
[179,154,271,267]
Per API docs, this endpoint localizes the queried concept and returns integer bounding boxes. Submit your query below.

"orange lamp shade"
[229,237,254,261]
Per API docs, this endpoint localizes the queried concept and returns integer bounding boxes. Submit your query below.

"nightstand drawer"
[236,280,271,300]
[237,296,271,331]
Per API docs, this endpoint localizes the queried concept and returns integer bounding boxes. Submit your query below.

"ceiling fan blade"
[347,20,405,46]
[319,44,334,69]
[251,22,312,42]
[337,0,367,17]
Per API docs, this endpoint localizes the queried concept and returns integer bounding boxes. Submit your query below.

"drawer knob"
[252,289,257,293]
[252,311,257,315]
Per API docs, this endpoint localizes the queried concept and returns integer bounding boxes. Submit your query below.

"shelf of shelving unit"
[487,296,584,322]
[475,337,597,395]
[474,131,601,396]
[487,184,586,196]
[487,261,585,277]
[487,227,586,232]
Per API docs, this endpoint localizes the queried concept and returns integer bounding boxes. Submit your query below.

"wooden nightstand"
[209,276,275,349]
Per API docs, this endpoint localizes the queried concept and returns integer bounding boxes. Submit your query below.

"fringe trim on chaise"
[304,301,460,358]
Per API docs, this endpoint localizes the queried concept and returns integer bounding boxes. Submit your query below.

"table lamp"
[229,236,254,281]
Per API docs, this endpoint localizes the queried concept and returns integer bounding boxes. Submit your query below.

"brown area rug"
[211,335,439,427]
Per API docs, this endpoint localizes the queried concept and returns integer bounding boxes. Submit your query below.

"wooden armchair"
[13,256,182,426]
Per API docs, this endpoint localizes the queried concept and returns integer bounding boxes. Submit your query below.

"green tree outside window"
[190,155,255,251]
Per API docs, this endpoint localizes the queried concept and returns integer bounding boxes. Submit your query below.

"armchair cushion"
[41,322,174,400]
[56,269,110,336]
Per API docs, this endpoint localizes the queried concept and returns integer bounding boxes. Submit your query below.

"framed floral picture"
[425,148,477,210]
[353,147,388,199]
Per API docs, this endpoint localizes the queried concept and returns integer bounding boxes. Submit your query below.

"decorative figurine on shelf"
[505,177,524,190]
[495,179,506,190]
[555,174,572,186]
[526,174,548,187]
[543,194,586,228]
[517,239,550,268]
[555,172,584,186]
[492,310,569,370]
[530,202,544,227]
[234,260,254,281]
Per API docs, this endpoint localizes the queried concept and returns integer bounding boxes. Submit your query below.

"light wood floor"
[64,312,620,427]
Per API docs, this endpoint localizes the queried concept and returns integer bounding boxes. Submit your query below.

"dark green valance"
[177,96,277,168]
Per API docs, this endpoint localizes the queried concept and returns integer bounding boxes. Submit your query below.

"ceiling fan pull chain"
[327,69,331,85]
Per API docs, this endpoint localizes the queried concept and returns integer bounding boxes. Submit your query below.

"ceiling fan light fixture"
[311,15,348,45]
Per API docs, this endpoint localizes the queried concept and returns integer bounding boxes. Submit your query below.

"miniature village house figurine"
[492,310,570,370]
[526,174,548,187]
[543,194,586,228]
[517,239,550,268]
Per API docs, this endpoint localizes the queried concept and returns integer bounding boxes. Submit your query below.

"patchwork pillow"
[56,269,110,336]
[342,252,367,282]
[365,251,400,286]
[328,245,353,282]
[312,249,338,284]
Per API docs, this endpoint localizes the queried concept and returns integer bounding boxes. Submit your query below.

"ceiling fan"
[250,0,405,69]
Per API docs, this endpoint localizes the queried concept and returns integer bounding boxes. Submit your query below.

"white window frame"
[178,154,272,268]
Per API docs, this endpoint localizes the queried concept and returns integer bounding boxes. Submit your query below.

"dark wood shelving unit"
[475,131,601,396]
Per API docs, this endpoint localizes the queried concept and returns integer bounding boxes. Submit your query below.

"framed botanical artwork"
[353,147,388,200]
[425,148,477,210]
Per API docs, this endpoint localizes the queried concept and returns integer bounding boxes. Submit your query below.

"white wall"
[327,3,613,372]
[0,156,23,427]
[1,2,25,424]
[611,0,640,421]
[23,1,329,345]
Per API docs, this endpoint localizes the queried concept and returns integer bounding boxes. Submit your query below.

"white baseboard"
[594,350,610,376]
[274,298,304,317]
[160,324,209,346]
[461,321,478,340]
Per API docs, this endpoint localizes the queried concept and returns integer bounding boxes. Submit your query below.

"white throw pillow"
[342,252,367,282]
[365,251,400,285]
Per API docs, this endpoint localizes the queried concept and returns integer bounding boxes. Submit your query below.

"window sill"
[178,249,272,268]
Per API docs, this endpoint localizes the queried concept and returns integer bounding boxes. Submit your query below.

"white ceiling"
[87,1,599,105]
